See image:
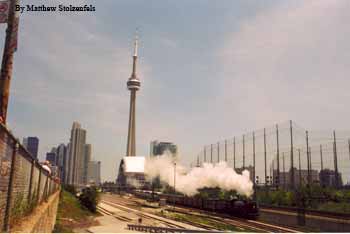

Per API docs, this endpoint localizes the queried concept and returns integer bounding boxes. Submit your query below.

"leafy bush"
[78,186,100,213]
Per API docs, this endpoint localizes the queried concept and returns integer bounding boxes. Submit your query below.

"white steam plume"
[144,155,253,197]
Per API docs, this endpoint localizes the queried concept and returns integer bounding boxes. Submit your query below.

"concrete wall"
[12,190,60,233]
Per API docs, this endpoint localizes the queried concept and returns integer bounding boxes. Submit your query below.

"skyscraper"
[126,35,141,156]
[56,144,68,183]
[67,122,87,186]
[83,144,92,185]
[64,143,71,184]
[46,152,56,166]
[23,136,39,158]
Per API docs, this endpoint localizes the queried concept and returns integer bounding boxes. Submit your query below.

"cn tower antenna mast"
[126,31,141,156]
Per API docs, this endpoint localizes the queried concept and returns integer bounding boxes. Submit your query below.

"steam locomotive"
[134,190,259,219]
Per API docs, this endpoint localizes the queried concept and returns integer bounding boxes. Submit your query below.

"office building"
[67,122,87,186]
[83,144,92,185]
[56,144,68,183]
[23,136,39,158]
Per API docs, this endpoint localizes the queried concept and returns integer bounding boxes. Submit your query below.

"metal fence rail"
[195,120,350,190]
[127,224,222,233]
[0,123,60,232]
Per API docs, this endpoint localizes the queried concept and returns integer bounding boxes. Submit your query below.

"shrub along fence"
[0,123,60,232]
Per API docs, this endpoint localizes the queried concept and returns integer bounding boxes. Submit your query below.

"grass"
[53,190,98,233]
[317,201,350,214]
[157,210,255,232]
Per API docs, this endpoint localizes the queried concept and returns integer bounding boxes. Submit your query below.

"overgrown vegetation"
[78,186,100,213]
[53,190,97,233]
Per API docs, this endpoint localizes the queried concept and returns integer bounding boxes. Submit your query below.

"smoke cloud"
[144,155,253,197]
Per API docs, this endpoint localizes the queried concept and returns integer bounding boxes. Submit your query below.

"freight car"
[160,194,259,219]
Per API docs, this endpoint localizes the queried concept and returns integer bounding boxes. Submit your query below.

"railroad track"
[101,197,209,231]
[167,204,299,233]
[102,194,299,233]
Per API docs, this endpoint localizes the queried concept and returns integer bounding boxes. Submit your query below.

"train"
[133,190,259,219]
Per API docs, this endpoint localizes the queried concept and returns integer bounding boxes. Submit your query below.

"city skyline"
[2,0,350,181]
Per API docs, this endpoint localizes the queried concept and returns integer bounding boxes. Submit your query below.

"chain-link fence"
[0,123,60,232]
[195,121,350,190]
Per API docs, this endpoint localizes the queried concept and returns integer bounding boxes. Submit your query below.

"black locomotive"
[134,190,259,219]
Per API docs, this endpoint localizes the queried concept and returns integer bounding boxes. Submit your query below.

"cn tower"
[126,35,141,156]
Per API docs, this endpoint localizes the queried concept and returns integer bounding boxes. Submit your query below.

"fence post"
[243,134,245,169]
[44,175,49,202]
[264,128,267,186]
[276,124,280,189]
[37,167,42,204]
[306,131,310,186]
[27,158,35,202]
[233,137,236,170]
[333,131,339,188]
[210,144,213,163]
[290,120,295,190]
[224,140,227,162]
[217,142,220,163]
[3,141,19,232]
[320,145,323,171]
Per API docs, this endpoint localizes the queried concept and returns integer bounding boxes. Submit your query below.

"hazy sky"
[2,0,349,181]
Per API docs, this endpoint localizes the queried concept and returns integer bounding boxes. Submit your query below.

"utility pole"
[333,131,339,188]
[283,153,286,189]
[217,142,220,163]
[243,134,245,169]
[290,120,295,190]
[0,0,19,124]
[173,162,176,210]
[309,147,312,172]
[348,139,350,162]
[253,132,256,189]
[298,149,302,187]
[306,131,310,185]
[276,124,280,189]
[204,146,206,163]
[210,144,213,163]
[233,137,236,170]
[224,140,227,162]
[264,128,267,186]
[320,145,323,171]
